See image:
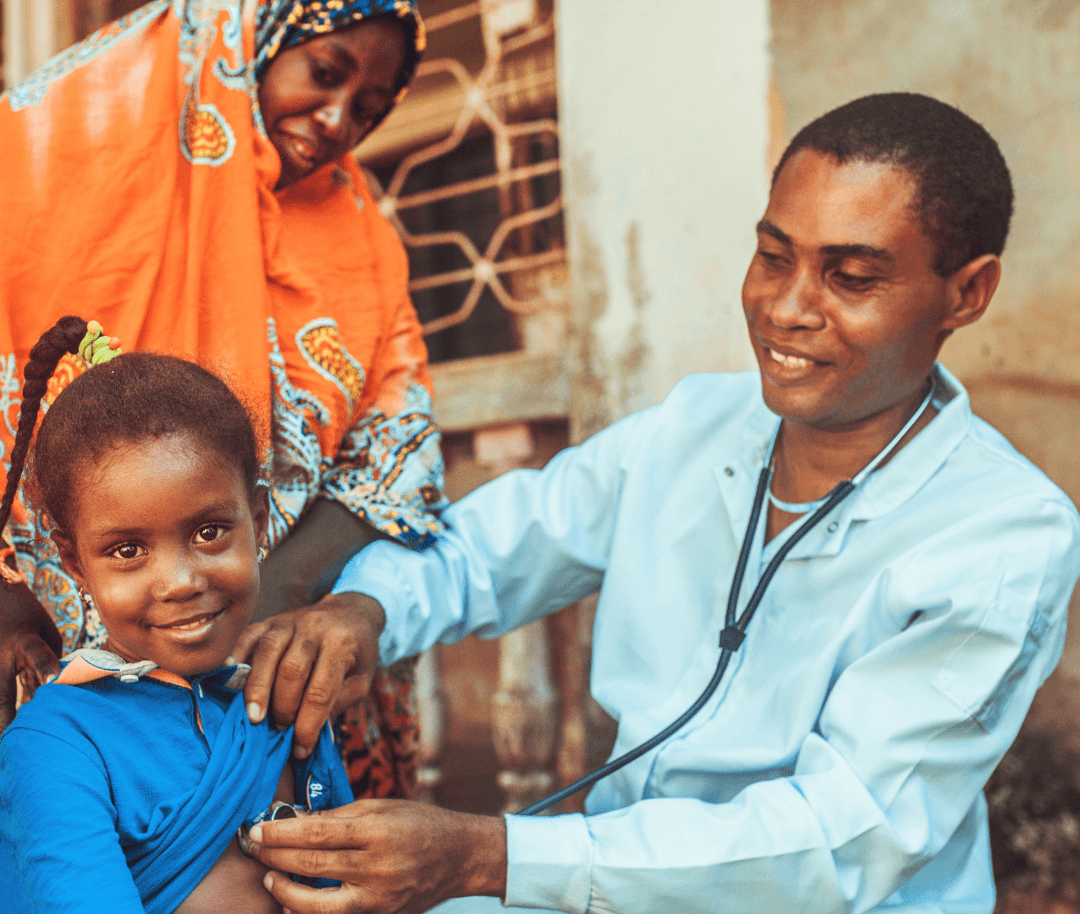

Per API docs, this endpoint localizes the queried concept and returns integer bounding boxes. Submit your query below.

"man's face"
[741,149,955,429]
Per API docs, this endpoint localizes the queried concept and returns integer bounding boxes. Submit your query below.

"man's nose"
[152,552,207,602]
[764,270,825,330]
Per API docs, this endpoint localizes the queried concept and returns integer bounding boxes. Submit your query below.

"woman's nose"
[313,97,348,140]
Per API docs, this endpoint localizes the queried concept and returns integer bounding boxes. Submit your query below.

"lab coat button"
[827,521,839,533]
[724,467,734,477]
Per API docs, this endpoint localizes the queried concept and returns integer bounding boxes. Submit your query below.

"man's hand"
[245,799,508,914]
[0,582,63,731]
[230,592,386,759]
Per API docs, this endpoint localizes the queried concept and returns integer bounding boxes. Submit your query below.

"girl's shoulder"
[1,650,161,758]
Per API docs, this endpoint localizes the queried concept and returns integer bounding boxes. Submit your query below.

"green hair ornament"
[78,320,122,367]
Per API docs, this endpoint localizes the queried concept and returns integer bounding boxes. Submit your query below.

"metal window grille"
[357,0,566,364]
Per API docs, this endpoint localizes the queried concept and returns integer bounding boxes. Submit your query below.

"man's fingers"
[257,846,369,884]
[230,620,270,666]
[269,634,322,734]
[330,675,372,722]
[242,624,294,724]
[264,871,366,914]
[252,803,373,847]
[292,645,364,758]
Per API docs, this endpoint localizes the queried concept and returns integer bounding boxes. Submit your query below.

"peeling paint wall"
[770,0,1080,730]
[555,0,769,442]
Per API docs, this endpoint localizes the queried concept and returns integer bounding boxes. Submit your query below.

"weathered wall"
[770,0,1080,735]
[556,0,769,442]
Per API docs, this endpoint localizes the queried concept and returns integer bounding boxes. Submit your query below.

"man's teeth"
[769,349,813,369]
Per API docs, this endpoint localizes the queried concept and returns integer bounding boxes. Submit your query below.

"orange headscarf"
[0,0,445,651]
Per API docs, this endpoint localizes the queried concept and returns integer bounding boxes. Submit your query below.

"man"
[236,93,1080,914]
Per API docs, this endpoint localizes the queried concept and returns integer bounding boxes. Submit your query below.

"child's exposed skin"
[53,433,289,913]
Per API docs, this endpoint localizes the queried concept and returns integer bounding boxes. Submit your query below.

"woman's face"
[257,18,407,190]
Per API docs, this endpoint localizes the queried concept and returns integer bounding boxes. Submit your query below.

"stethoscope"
[521,380,937,816]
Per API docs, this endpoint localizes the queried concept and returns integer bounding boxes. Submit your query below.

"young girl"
[0,317,352,913]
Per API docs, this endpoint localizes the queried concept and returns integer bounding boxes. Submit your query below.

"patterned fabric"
[254,0,425,90]
[0,0,442,798]
[340,657,420,798]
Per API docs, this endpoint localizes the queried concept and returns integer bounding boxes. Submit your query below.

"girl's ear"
[250,485,270,549]
[51,532,86,588]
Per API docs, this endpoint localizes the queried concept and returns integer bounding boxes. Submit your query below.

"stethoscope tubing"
[520,382,935,817]
[520,470,854,816]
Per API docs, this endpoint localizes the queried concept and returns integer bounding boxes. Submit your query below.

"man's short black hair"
[774,93,1014,277]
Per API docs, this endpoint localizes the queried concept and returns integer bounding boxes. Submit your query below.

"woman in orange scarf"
[0,0,445,800]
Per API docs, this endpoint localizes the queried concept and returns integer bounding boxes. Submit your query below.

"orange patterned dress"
[0,0,442,799]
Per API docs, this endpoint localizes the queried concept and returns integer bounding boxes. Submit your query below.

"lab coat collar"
[715,363,973,561]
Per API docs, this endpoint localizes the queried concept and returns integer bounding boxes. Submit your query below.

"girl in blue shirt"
[0,317,352,913]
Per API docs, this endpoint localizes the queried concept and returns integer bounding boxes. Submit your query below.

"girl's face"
[54,435,269,677]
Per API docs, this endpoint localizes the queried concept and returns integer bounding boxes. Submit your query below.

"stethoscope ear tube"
[520,470,856,816]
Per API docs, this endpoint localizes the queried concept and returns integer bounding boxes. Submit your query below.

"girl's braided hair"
[0,316,261,542]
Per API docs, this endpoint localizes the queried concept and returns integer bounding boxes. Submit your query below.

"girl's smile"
[54,434,269,678]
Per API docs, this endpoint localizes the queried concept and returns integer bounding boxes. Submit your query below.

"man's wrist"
[327,591,386,637]
[458,813,508,899]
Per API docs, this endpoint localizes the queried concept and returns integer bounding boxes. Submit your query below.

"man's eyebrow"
[756,220,791,245]
[757,220,894,264]
[820,243,894,264]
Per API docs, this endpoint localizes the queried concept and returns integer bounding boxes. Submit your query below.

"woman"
[0,0,445,800]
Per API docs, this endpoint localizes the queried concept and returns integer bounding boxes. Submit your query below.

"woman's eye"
[195,524,225,544]
[109,543,144,560]
[352,103,386,130]
[311,61,338,87]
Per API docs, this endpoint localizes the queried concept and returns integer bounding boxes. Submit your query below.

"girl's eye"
[195,524,226,544]
[109,543,145,560]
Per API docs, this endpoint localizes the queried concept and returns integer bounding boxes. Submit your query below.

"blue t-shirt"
[0,650,352,913]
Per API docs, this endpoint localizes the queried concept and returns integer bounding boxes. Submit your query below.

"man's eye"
[756,249,787,268]
[109,543,144,560]
[835,271,875,290]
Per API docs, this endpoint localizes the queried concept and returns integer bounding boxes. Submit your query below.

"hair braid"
[0,316,88,539]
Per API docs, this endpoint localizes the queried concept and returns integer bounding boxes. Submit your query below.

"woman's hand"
[245,799,508,914]
[230,592,386,759]
[0,582,63,731]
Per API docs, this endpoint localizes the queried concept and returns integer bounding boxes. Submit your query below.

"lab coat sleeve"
[0,727,147,913]
[502,494,1080,914]
[333,406,658,663]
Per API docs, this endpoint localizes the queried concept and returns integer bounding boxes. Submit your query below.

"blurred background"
[4,1,1080,909]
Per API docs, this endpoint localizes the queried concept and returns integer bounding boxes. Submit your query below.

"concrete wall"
[770,0,1080,734]
[556,0,769,442]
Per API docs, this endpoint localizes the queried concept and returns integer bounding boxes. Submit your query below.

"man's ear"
[942,253,1001,332]
[250,484,271,550]
[51,532,86,589]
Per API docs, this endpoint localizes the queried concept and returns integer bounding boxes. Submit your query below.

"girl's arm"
[0,727,145,913]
